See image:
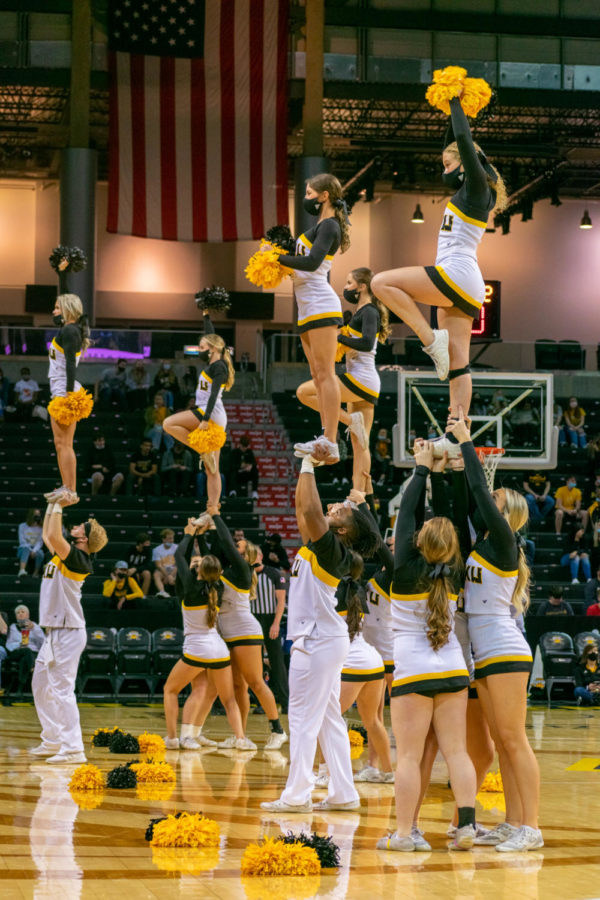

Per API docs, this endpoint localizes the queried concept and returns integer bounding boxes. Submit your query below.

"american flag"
[106,0,289,242]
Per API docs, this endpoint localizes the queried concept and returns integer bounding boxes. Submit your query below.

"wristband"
[300,458,315,474]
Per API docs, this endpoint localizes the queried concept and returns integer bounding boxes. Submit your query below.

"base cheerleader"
[297,267,390,488]
[45,294,93,506]
[372,97,507,453]
[163,313,233,507]
[163,517,255,751]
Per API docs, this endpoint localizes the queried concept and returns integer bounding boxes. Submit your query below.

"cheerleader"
[277,173,350,466]
[44,294,92,506]
[377,439,476,852]
[296,268,391,488]
[163,517,255,751]
[372,96,507,452]
[163,313,233,507]
[447,410,542,852]
[261,458,378,813]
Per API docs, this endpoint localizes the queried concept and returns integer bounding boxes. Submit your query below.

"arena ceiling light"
[411,203,424,223]
[580,209,592,229]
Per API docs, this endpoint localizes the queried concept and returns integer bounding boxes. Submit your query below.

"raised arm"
[202,313,215,335]
[449,96,489,198]
[277,218,340,272]
[295,463,329,544]
[451,466,473,562]
[337,305,379,352]
[208,512,251,586]
[174,530,197,595]
[44,502,72,560]
[354,494,394,572]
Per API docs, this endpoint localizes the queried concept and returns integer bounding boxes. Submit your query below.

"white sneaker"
[312,798,360,811]
[571,578,580,585]
[261,798,313,813]
[264,731,288,751]
[449,824,476,850]
[165,737,179,750]
[495,825,544,852]
[17,569,26,579]
[377,771,395,784]
[29,744,60,757]
[234,737,257,751]
[411,826,432,852]
[423,328,449,380]
[180,736,202,750]
[293,437,340,464]
[156,590,170,598]
[314,772,330,788]
[46,751,87,765]
[431,435,463,460]
[448,822,489,838]
[202,452,217,474]
[376,832,415,852]
[474,822,518,845]
[354,765,380,782]
[348,411,369,450]
[44,484,66,501]
[197,734,217,747]
[190,513,213,529]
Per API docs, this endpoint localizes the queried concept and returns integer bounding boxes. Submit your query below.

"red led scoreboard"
[472,281,501,339]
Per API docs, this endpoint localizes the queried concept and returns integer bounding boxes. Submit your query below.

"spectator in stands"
[153,528,178,598]
[470,392,487,417]
[588,486,600,564]
[17,508,44,579]
[161,442,193,495]
[0,367,10,420]
[228,435,259,500]
[233,528,246,543]
[555,475,588,535]
[6,604,44,697]
[523,471,554,522]
[561,528,592,584]
[585,564,600,610]
[180,364,198,405]
[0,612,8,695]
[373,427,392,486]
[144,392,174,451]
[13,367,39,421]
[261,533,291,572]
[586,587,600,617]
[95,359,128,410]
[536,585,574,617]
[125,361,150,410]
[102,560,144,610]
[85,432,125,496]
[512,400,539,448]
[126,438,160,496]
[153,362,179,409]
[574,644,600,706]
[251,548,289,713]
[562,396,587,449]
[127,532,152,596]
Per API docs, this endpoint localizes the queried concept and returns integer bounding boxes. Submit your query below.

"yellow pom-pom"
[461,76,492,118]
[187,421,227,454]
[242,875,322,900]
[241,837,320,877]
[245,242,293,290]
[150,812,220,848]
[130,761,176,783]
[476,791,506,814]
[426,66,466,115]
[48,387,94,426]
[434,65,468,86]
[137,732,166,756]
[335,325,350,363]
[69,790,105,810]
[479,769,503,792]
[347,729,364,748]
[152,847,220,874]
[68,764,105,792]
[137,782,175,802]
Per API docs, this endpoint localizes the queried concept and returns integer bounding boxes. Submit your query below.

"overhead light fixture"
[411,203,424,223]
[580,209,592,229]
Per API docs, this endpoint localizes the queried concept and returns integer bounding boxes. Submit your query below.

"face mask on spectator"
[568,480,576,488]
[588,653,598,662]
[570,401,578,408]
[163,364,171,371]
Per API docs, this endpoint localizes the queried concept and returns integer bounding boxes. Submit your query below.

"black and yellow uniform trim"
[474,654,532,680]
[424,264,482,318]
[51,337,81,358]
[470,550,518,578]
[391,669,470,697]
[221,575,250,595]
[341,665,385,683]
[297,310,344,333]
[384,661,395,674]
[338,371,379,405]
[298,233,334,261]
[297,546,340,589]
[51,554,89,582]
[224,634,264,647]
[182,652,231,669]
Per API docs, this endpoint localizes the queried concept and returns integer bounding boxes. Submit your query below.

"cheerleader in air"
[163,313,233,507]
[447,409,542,852]
[276,173,351,466]
[372,87,507,455]
[378,439,476,852]
[45,294,93,506]
[296,267,391,488]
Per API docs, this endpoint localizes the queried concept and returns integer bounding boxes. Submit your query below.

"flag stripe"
[220,0,237,240]
[276,0,289,225]
[107,51,120,233]
[130,54,147,237]
[144,55,162,239]
[160,56,178,240]
[249,0,264,239]
[205,0,223,242]
[234,1,252,242]
[260,0,277,231]
[190,58,207,242]
[175,58,193,242]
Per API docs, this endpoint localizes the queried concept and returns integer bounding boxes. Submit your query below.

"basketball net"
[475,447,505,491]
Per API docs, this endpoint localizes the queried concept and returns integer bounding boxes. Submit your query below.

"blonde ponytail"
[426,577,453,651]
[502,489,531,613]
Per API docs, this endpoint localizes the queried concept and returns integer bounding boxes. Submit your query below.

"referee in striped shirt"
[251,549,289,713]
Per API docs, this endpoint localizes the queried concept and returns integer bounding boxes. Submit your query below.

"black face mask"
[198,349,211,364]
[303,197,322,216]
[53,314,64,327]
[589,654,598,662]
[343,288,360,305]
[442,168,464,190]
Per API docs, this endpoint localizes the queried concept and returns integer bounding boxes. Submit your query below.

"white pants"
[281,631,358,806]
[32,628,86,753]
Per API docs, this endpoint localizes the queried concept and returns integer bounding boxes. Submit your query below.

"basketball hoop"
[475,447,505,491]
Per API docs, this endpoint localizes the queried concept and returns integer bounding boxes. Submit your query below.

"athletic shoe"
[46,751,87,765]
[495,826,544,852]
[571,578,580,585]
[29,744,60,757]
[202,452,217,474]
[411,826,432,852]
[17,570,26,579]
[294,437,340,464]
[423,328,449,381]
[312,798,360,811]
[431,435,463,460]
[44,485,65,502]
[474,822,518,845]
[165,737,180,750]
[180,736,202,750]
[348,411,369,450]
[264,731,288,751]
[234,737,257,751]
[354,765,380,782]
[191,513,213,530]
[376,832,416,852]
[261,798,313,813]
[449,824,476,850]
[197,734,217,747]
[314,772,330,788]
[156,590,170,598]
[377,771,395,784]
[447,822,489,838]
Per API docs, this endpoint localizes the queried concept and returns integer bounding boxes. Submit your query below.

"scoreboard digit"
[471,281,501,339]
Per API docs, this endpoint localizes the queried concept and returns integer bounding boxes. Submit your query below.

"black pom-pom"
[49,245,87,274]
[349,723,368,742]
[265,224,295,254]
[92,727,123,748]
[195,285,231,312]
[108,731,140,754]
[144,811,188,842]
[279,831,341,869]
[106,765,137,789]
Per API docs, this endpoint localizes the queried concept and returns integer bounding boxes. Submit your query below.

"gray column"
[294,155,329,237]
[59,148,97,321]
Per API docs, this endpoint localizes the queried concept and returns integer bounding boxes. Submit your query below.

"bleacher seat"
[77,627,117,698]
[574,632,600,658]
[116,627,153,696]
[534,339,559,369]
[151,627,184,693]
[539,632,577,705]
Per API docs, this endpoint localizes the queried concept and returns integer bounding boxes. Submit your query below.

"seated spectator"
[261,532,291,572]
[555,475,588,535]
[125,361,150,410]
[561,396,586,449]
[127,532,152,596]
[228,435,259,500]
[96,359,128,410]
[180,364,197,405]
[588,486,600,559]
[536,585,573,616]
[161,442,193,495]
[152,528,178,598]
[126,439,160,496]
[373,427,392,486]
[144,392,174,451]
[6,605,44,697]
[102,560,144,610]
[511,399,540,448]
[0,367,11,421]
[574,644,600,706]
[586,587,600,617]
[85,432,124,496]
[0,611,7,695]
[13,367,39,420]
[153,362,179,409]
[233,528,246,543]
[17,508,44,579]
[561,528,592,584]
[585,565,600,610]
[523,471,554,522]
